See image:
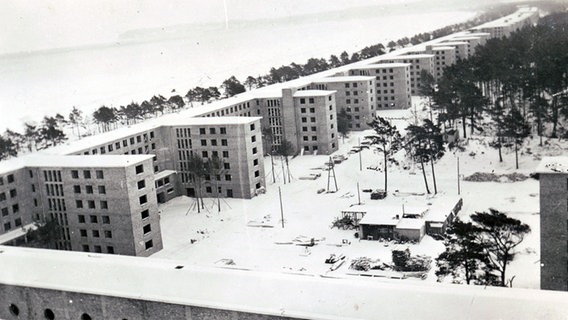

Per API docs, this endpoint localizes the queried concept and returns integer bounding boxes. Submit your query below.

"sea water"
[0,4,475,132]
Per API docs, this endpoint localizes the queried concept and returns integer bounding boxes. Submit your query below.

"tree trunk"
[216,179,221,213]
[285,157,291,183]
[383,152,388,192]
[551,94,558,138]
[501,252,508,287]
[470,108,474,136]
[420,159,431,194]
[515,139,519,170]
[430,158,438,194]
[498,142,503,163]
[461,115,467,139]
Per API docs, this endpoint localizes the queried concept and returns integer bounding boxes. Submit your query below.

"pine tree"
[366,116,403,192]
[471,209,531,287]
[436,219,488,284]
[503,108,530,169]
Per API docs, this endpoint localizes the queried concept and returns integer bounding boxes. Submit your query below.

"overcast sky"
[0,0,423,54]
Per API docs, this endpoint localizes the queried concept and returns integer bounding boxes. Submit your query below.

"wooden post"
[357,181,361,205]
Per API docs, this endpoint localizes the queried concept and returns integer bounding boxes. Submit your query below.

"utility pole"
[326,157,338,192]
[279,187,285,228]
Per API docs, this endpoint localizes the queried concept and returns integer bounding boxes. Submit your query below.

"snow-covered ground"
[152,101,548,290]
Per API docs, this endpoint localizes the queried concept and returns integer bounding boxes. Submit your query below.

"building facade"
[281,89,338,155]
[424,45,458,81]
[347,63,411,109]
[0,155,163,256]
[537,157,568,291]
[379,54,435,95]
[311,76,376,130]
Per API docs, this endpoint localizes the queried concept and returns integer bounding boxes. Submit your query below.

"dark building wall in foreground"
[540,172,568,291]
[0,284,302,320]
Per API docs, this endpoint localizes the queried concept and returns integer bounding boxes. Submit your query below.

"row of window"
[0,174,15,185]
[345,91,360,96]
[199,138,230,147]
[119,143,156,155]
[1,204,19,216]
[201,150,230,159]
[79,229,113,239]
[82,244,115,254]
[299,97,316,104]
[46,184,64,197]
[73,185,106,194]
[300,107,317,113]
[78,214,110,224]
[0,189,17,201]
[199,127,228,135]
[344,82,362,88]
[71,170,105,180]
[88,132,155,154]
[43,170,62,182]
[3,218,22,231]
[76,200,108,210]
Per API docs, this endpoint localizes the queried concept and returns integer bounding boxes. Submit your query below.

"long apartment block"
[0,155,162,256]
[378,54,435,94]
[0,115,265,255]
[346,63,411,109]
[470,7,539,39]
[310,76,377,130]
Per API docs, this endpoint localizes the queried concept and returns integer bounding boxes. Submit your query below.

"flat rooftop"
[429,46,456,50]
[396,218,425,230]
[380,54,435,60]
[0,154,154,173]
[168,116,262,126]
[314,76,376,83]
[448,36,481,41]
[293,90,335,97]
[352,63,411,69]
[1,246,564,319]
[433,41,468,46]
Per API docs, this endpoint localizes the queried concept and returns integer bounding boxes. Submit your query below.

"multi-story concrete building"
[537,157,568,291]
[281,89,338,155]
[444,36,483,57]
[426,46,456,81]
[0,155,163,256]
[255,89,339,155]
[310,76,376,130]
[165,116,265,199]
[0,114,265,255]
[429,42,467,60]
[347,63,411,109]
[379,54,435,95]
